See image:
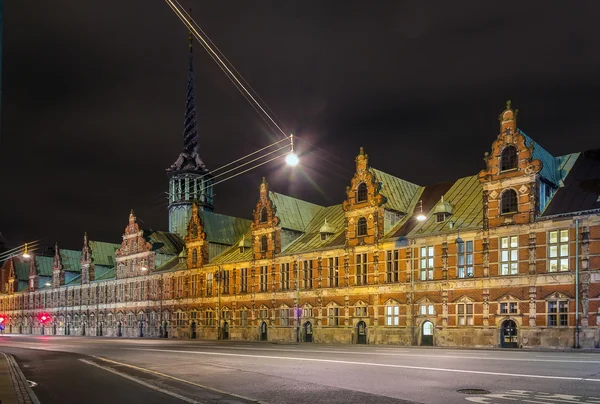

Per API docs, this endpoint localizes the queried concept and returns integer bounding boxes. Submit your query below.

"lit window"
[419,304,434,316]
[457,241,474,278]
[385,306,399,326]
[500,236,518,275]
[355,253,367,285]
[356,183,368,203]
[548,230,569,272]
[500,302,518,314]
[547,300,568,327]
[355,305,367,317]
[357,217,367,236]
[457,303,474,326]
[500,146,518,171]
[328,307,339,326]
[501,189,518,214]
[419,246,434,280]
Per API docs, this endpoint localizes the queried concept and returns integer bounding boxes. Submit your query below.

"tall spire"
[182,9,199,155]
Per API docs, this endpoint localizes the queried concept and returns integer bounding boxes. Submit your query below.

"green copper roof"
[522,132,559,185]
[94,267,116,281]
[372,168,421,213]
[198,211,251,245]
[89,241,119,266]
[211,230,254,265]
[145,231,185,255]
[408,175,483,236]
[282,204,345,255]
[270,191,324,232]
[556,152,580,185]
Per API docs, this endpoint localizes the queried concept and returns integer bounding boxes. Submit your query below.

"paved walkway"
[0,352,38,404]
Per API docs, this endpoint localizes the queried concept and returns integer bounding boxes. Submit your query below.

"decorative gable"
[52,242,65,288]
[343,148,387,247]
[28,256,38,292]
[80,233,95,284]
[185,201,209,269]
[115,210,154,278]
[478,101,543,229]
[251,178,281,260]
[7,258,16,294]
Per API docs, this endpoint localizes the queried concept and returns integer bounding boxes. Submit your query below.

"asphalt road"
[1,336,599,404]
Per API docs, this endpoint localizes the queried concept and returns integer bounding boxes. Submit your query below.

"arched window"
[501,189,518,214]
[356,183,368,203]
[357,217,367,236]
[500,146,518,171]
[260,207,268,223]
[260,235,268,252]
[191,248,198,266]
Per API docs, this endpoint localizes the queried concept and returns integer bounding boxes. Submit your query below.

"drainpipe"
[411,239,416,346]
[575,218,580,349]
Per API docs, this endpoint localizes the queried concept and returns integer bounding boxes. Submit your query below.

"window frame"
[500,235,519,276]
[548,229,569,272]
[260,207,268,223]
[547,300,568,327]
[260,235,268,252]
[328,257,339,287]
[457,302,474,326]
[385,305,400,326]
[419,246,434,281]
[500,145,518,172]
[501,189,518,215]
[280,263,290,290]
[386,250,399,283]
[356,217,367,237]
[457,240,474,278]
[356,182,368,203]
[355,253,367,285]
[328,307,339,326]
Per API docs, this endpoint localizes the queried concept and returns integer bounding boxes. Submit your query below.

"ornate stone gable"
[342,148,387,247]
[478,102,542,229]
[52,242,65,288]
[185,201,208,268]
[28,256,38,292]
[115,210,154,278]
[80,233,94,284]
[251,178,281,260]
[7,258,16,294]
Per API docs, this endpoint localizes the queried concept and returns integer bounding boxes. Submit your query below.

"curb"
[2,353,40,404]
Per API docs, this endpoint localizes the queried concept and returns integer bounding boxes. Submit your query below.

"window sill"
[499,168,518,174]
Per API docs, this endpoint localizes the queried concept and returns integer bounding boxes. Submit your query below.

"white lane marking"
[79,359,199,403]
[150,346,600,364]
[124,348,600,382]
[536,355,597,359]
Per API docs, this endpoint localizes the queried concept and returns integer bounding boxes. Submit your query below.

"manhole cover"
[457,389,490,395]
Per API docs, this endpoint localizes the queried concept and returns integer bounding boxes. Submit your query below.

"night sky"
[2,1,600,251]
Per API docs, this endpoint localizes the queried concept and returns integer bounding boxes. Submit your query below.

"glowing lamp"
[0,317,5,324]
[285,152,299,166]
[23,243,31,258]
[416,214,427,221]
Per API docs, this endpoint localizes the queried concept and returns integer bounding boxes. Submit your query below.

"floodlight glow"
[416,214,427,221]
[285,152,299,166]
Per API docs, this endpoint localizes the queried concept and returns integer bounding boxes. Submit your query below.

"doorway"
[82,323,86,336]
[117,322,122,337]
[222,322,230,340]
[304,321,313,342]
[191,321,197,339]
[421,321,434,346]
[501,319,518,348]
[260,321,268,341]
[356,321,367,344]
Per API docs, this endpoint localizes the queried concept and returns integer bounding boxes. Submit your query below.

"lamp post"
[295,258,300,343]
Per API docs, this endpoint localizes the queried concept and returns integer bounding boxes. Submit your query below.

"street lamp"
[22,243,30,259]
[285,134,299,167]
[416,200,427,222]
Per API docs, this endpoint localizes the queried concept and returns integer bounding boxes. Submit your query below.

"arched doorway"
[222,322,229,340]
[98,323,103,337]
[421,321,434,346]
[65,323,70,336]
[304,321,313,342]
[163,321,169,338]
[356,321,367,344]
[260,321,268,341]
[501,319,518,348]
[191,321,197,339]
[139,321,144,338]
[117,322,122,337]
[82,323,86,336]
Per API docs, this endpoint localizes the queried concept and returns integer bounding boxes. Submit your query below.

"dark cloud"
[2,0,600,249]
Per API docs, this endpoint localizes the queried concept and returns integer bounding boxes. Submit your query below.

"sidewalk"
[0,352,39,404]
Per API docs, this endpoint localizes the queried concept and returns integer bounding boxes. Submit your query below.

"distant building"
[0,42,598,347]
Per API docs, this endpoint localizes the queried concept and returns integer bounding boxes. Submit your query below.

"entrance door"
[304,321,313,342]
[99,323,103,336]
[139,322,144,338]
[53,324,57,335]
[222,322,230,340]
[260,321,268,341]
[421,321,434,346]
[356,321,367,344]
[501,320,518,348]
[82,323,86,336]
[117,322,122,337]
[191,321,197,339]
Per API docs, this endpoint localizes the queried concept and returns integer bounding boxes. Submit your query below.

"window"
[548,300,568,326]
[240,268,248,293]
[302,260,313,289]
[419,304,434,316]
[500,146,518,171]
[191,248,198,266]
[260,236,268,252]
[500,302,518,314]
[280,308,290,326]
[419,246,434,280]
[259,266,268,292]
[260,207,268,223]
[280,263,290,290]
[190,274,199,297]
[328,257,339,287]
[303,307,313,318]
[176,311,186,327]
[176,276,184,298]
[355,305,367,317]
[385,306,399,326]
[356,182,368,203]
[457,303,474,326]
[221,271,230,294]
[356,217,367,236]
[206,273,213,296]
[501,189,518,214]
[435,212,447,223]
[205,310,214,326]
[259,308,269,319]
[549,230,569,272]
[355,253,367,285]
[500,236,518,275]
[239,308,248,326]
[457,241,474,278]
[386,250,399,283]
[221,309,231,320]
[328,307,339,326]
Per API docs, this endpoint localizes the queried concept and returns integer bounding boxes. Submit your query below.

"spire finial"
[506,99,512,110]
[182,10,199,156]
[188,8,193,53]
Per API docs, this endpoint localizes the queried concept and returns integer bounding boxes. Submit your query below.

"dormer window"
[500,146,518,171]
[435,213,446,223]
[319,218,335,241]
[356,217,367,236]
[260,235,268,252]
[433,196,453,223]
[356,183,368,203]
[260,207,268,223]
[501,189,518,214]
